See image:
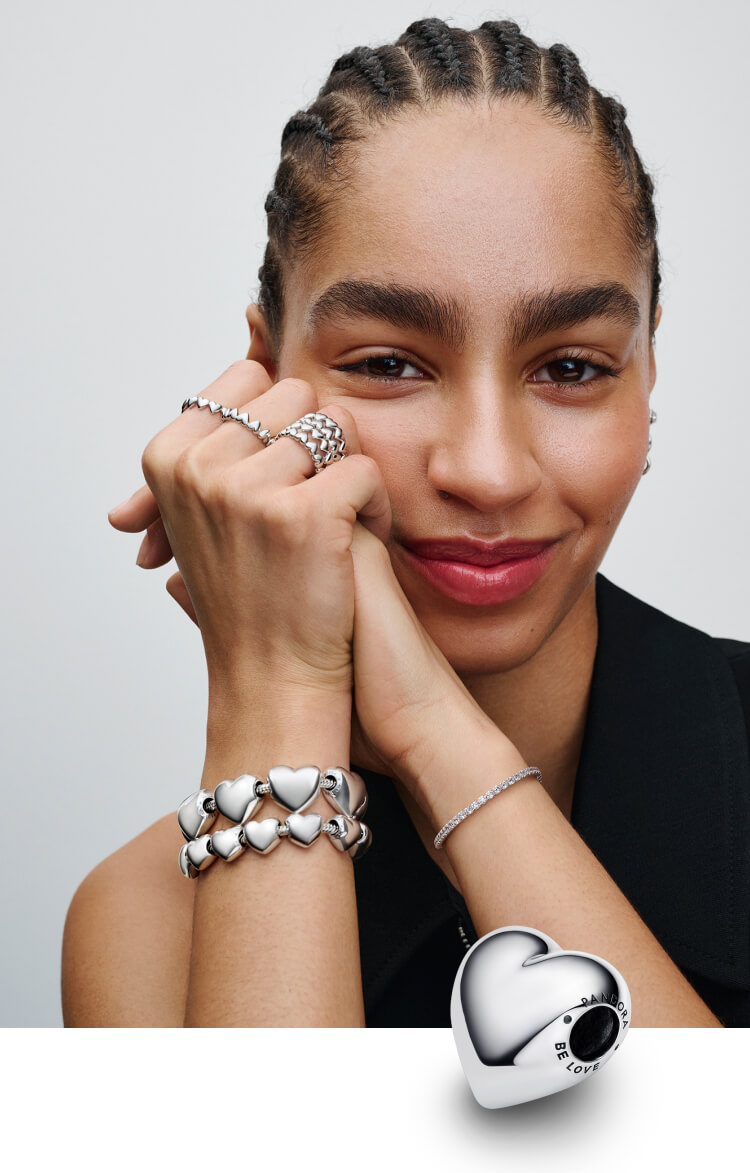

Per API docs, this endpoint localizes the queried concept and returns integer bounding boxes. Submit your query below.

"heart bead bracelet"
[177,765,372,878]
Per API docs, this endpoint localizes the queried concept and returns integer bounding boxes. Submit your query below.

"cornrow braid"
[475,19,542,94]
[256,16,661,363]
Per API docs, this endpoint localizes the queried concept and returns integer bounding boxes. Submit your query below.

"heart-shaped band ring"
[181,398,347,475]
[177,765,372,876]
[451,926,631,1108]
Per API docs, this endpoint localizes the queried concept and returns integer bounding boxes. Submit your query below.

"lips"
[401,538,557,566]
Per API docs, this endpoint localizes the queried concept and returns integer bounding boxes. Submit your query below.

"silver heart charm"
[451,926,630,1108]
[210,825,247,862]
[177,789,217,841]
[242,818,282,854]
[326,814,364,853]
[286,811,322,847]
[349,822,372,860]
[214,774,263,825]
[323,768,368,820]
[183,834,217,875]
[267,765,321,812]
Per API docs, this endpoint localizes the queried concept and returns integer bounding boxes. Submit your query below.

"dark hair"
[255,16,661,365]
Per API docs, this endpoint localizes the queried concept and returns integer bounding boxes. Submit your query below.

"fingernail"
[135,534,151,567]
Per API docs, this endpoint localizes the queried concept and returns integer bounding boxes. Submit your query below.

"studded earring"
[642,407,657,475]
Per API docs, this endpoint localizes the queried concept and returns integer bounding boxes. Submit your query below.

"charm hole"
[569,1006,620,1062]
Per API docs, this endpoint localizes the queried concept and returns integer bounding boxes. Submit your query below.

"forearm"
[404,706,722,1028]
[183,684,364,1027]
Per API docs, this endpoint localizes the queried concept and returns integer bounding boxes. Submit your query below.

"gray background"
[2,0,748,1027]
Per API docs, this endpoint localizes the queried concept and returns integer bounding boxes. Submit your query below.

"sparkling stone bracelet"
[177,765,371,877]
[433,766,543,850]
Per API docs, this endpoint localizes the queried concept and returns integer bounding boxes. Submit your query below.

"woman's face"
[256,100,659,675]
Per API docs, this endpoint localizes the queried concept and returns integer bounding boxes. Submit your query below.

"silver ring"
[270,411,347,474]
[181,395,274,446]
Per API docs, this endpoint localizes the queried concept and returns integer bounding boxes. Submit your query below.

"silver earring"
[451,926,631,1108]
[642,407,657,475]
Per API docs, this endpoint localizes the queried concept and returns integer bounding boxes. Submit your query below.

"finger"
[183,377,316,476]
[211,397,364,495]
[166,571,199,626]
[149,359,276,458]
[298,447,392,548]
[108,483,161,532]
[135,516,174,569]
[110,361,275,530]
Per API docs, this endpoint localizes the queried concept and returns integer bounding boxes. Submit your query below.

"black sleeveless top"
[352,572,750,1027]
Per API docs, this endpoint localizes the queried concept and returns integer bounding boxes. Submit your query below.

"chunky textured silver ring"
[181,395,274,446]
[451,926,631,1108]
[271,411,347,473]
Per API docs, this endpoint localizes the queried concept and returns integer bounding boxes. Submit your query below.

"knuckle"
[259,491,299,535]
[205,470,246,515]
[226,359,251,377]
[275,376,313,400]
[172,444,203,491]
[141,436,165,483]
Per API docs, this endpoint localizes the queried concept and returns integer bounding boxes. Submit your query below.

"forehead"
[293,100,643,333]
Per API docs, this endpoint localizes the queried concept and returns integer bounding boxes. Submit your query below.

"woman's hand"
[111,360,392,700]
[347,522,506,813]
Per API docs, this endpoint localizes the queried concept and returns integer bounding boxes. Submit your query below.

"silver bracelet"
[177,765,371,877]
[434,766,542,850]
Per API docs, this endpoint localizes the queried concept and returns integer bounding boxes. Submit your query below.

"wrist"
[396,699,529,832]
[204,684,352,790]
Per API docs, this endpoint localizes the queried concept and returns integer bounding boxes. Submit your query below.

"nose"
[427,382,543,510]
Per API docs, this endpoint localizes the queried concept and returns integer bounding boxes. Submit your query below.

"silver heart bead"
[349,822,372,860]
[184,834,217,874]
[326,813,363,853]
[267,765,321,812]
[214,774,263,825]
[323,768,368,820]
[242,818,282,854]
[177,789,217,841]
[210,824,247,862]
[286,811,322,847]
[451,926,631,1109]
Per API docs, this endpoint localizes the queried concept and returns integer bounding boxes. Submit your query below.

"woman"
[61,16,750,1027]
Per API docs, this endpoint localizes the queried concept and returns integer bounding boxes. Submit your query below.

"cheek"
[539,405,648,526]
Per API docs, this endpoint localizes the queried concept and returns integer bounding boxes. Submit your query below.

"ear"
[648,301,662,390]
[245,302,277,381]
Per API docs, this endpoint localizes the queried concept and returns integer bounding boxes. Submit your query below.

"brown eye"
[530,355,620,388]
[545,358,594,382]
[338,351,425,382]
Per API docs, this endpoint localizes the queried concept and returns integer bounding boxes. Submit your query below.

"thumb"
[166,571,199,626]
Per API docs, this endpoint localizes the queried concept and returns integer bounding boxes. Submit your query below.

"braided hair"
[256,17,660,363]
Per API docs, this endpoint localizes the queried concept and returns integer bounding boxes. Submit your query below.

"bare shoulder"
[61,811,195,1027]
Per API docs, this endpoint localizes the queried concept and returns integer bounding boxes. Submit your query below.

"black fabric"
[352,571,750,1027]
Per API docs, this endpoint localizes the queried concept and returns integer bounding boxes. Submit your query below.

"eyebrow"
[305,278,640,351]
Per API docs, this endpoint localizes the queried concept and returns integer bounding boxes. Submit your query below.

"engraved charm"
[323,768,368,820]
[214,774,263,825]
[242,818,282,854]
[286,811,323,847]
[267,765,321,812]
[451,926,631,1108]
[177,789,217,841]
